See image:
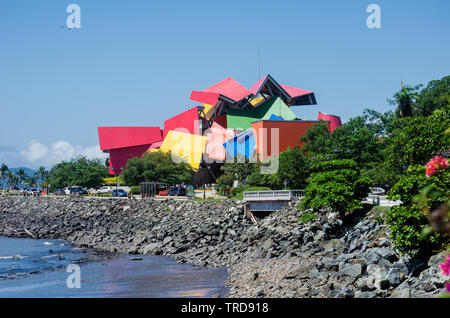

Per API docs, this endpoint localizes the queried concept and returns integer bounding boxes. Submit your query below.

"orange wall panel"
[251,120,330,161]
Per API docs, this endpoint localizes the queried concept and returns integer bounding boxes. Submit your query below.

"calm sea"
[0,236,228,298]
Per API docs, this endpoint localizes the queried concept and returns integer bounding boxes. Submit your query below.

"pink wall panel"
[109,144,151,175]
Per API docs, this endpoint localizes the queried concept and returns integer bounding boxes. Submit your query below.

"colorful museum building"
[97,74,342,182]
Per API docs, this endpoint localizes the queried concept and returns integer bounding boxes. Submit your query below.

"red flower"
[425,156,449,177]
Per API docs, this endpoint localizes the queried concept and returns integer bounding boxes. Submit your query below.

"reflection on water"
[0,237,228,298]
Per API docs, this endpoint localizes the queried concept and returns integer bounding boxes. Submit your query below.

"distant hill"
[9,167,37,176]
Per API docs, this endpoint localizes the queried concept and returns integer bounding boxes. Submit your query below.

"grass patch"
[194,197,226,203]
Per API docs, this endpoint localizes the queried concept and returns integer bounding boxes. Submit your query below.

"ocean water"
[0,237,228,298]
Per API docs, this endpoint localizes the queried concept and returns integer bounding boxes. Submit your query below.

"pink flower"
[425,156,449,177]
[446,283,450,293]
[439,255,450,276]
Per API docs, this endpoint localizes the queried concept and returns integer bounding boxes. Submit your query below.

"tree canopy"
[121,151,195,186]
[47,156,109,190]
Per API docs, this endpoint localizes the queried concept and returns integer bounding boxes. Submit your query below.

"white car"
[96,186,113,194]
[63,187,71,195]
[26,188,41,196]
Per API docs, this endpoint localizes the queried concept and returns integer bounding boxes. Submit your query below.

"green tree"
[388,81,422,118]
[330,116,385,170]
[216,155,257,187]
[413,75,450,117]
[48,157,109,190]
[299,121,333,159]
[385,106,450,173]
[274,147,310,189]
[361,108,398,137]
[301,159,371,218]
[122,151,195,186]
[299,116,385,171]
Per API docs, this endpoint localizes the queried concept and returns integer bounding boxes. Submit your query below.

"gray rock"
[262,238,275,250]
[143,242,161,255]
[355,291,377,298]
[275,226,289,236]
[427,251,448,267]
[364,249,382,264]
[284,264,312,279]
[390,288,410,298]
[342,263,363,278]
[323,239,344,252]
[376,248,398,263]
[386,268,402,287]
[162,236,173,245]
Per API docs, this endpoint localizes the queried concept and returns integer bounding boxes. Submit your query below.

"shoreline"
[0,196,447,298]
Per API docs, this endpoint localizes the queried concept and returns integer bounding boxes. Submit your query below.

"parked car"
[97,186,113,194]
[369,187,385,196]
[168,187,186,196]
[111,189,128,197]
[54,189,65,195]
[26,188,41,196]
[70,186,87,195]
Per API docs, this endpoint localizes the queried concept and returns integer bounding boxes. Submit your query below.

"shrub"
[130,186,140,195]
[301,159,371,217]
[385,165,449,255]
[298,211,318,224]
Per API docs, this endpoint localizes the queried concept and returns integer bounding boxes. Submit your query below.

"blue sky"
[0,0,449,168]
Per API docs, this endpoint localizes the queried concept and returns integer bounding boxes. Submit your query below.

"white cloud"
[20,139,108,168]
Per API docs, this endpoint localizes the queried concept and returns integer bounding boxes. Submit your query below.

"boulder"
[342,263,363,278]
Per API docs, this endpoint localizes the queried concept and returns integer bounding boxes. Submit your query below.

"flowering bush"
[440,254,450,276]
[386,162,449,255]
[426,155,449,177]
[439,254,450,297]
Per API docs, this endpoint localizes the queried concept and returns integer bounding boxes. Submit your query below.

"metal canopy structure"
[249,74,317,107]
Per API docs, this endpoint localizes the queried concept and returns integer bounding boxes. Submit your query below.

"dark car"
[54,189,65,195]
[111,189,128,197]
[168,187,186,196]
[70,186,87,195]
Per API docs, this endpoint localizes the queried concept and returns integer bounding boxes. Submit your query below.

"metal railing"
[243,190,292,201]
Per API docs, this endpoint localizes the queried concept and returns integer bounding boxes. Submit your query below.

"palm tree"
[7,171,18,187]
[36,166,48,189]
[26,176,37,188]
[0,164,9,189]
[389,81,422,118]
[17,168,27,186]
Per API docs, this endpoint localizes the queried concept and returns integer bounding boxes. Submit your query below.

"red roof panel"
[280,84,313,98]
[98,127,162,151]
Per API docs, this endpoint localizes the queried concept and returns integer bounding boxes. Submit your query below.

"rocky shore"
[0,196,447,298]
